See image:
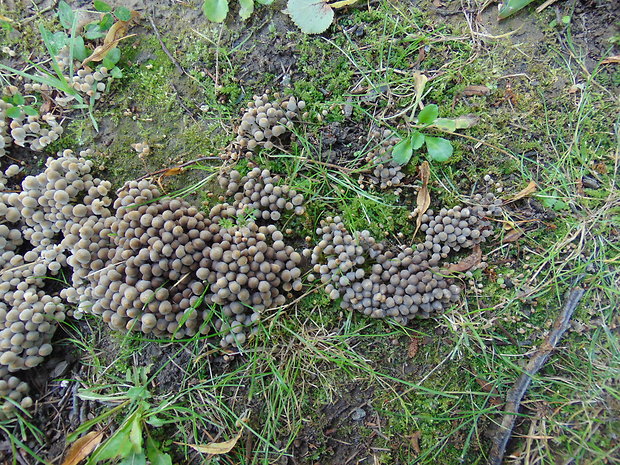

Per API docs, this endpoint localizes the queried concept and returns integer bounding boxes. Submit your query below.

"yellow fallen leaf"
[504,180,537,203]
[413,161,431,237]
[329,0,358,8]
[0,14,14,23]
[412,72,428,115]
[62,430,105,465]
[177,431,242,455]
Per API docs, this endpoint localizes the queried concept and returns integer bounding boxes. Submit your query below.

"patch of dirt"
[292,383,378,465]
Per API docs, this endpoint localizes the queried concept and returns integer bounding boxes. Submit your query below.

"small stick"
[148,12,186,76]
[134,156,221,182]
[488,287,585,465]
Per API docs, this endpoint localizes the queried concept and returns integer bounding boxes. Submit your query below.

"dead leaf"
[161,167,183,177]
[454,114,479,129]
[502,228,523,243]
[62,431,104,465]
[407,337,420,358]
[81,14,139,66]
[461,85,490,97]
[504,180,537,203]
[601,55,620,64]
[475,378,493,392]
[0,14,14,23]
[413,162,431,237]
[177,431,242,455]
[413,72,428,112]
[444,245,482,272]
[408,430,421,455]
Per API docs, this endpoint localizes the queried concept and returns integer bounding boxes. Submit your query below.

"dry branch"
[488,287,585,465]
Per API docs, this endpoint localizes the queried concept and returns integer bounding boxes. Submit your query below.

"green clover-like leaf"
[425,136,453,162]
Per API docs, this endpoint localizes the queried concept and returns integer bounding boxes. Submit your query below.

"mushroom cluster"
[24,46,112,108]
[366,130,404,189]
[0,150,111,418]
[65,168,306,347]
[236,93,306,152]
[1,87,64,152]
[309,197,501,323]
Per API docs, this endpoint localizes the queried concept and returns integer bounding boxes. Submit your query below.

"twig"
[488,287,586,465]
[148,12,186,76]
[134,156,221,181]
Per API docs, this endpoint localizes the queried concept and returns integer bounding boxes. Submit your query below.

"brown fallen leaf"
[62,430,104,465]
[408,430,421,455]
[444,245,482,272]
[177,431,242,455]
[407,337,420,358]
[461,85,490,97]
[502,228,523,243]
[82,12,140,67]
[413,162,431,237]
[601,55,620,65]
[504,180,537,203]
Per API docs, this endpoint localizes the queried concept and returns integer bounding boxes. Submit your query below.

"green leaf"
[129,414,143,452]
[418,104,439,125]
[433,118,457,132]
[114,6,132,21]
[6,106,21,119]
[498,0,536,19]
[58,1,75,29]
[288,0,334,34]
[94,0,112,12]
[411,131,425,150]
[256,0,274,4]
[99,13,114,31]
[22,106,39,116]
[110,66,123,78]
[92,428,133,461]
[102,47,121,68]
[13,93,25,105]
[145,416,166,427]
[119,452,147,465]
[71,36,89,61]
[84,23,105,40]
[392,138,414,166]
[202,0,229,22]
[146,437,172,465]
[425,136,453,162]
[239,0,254,19]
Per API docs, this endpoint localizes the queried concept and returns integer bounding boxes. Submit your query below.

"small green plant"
[288,0,358,34]
[69,366,172,465]
[2,92,39,118]
[202,0,274,22]
[391,104,477,164]
[86,1,133,39]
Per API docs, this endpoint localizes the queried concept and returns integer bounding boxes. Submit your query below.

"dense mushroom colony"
[236,93,306,152]
[0,83,503,417]
[0,152,105,417]
[309,197,502,323]
[61,167,306,348]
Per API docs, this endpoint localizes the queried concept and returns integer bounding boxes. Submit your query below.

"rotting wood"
[488,287,585,465]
